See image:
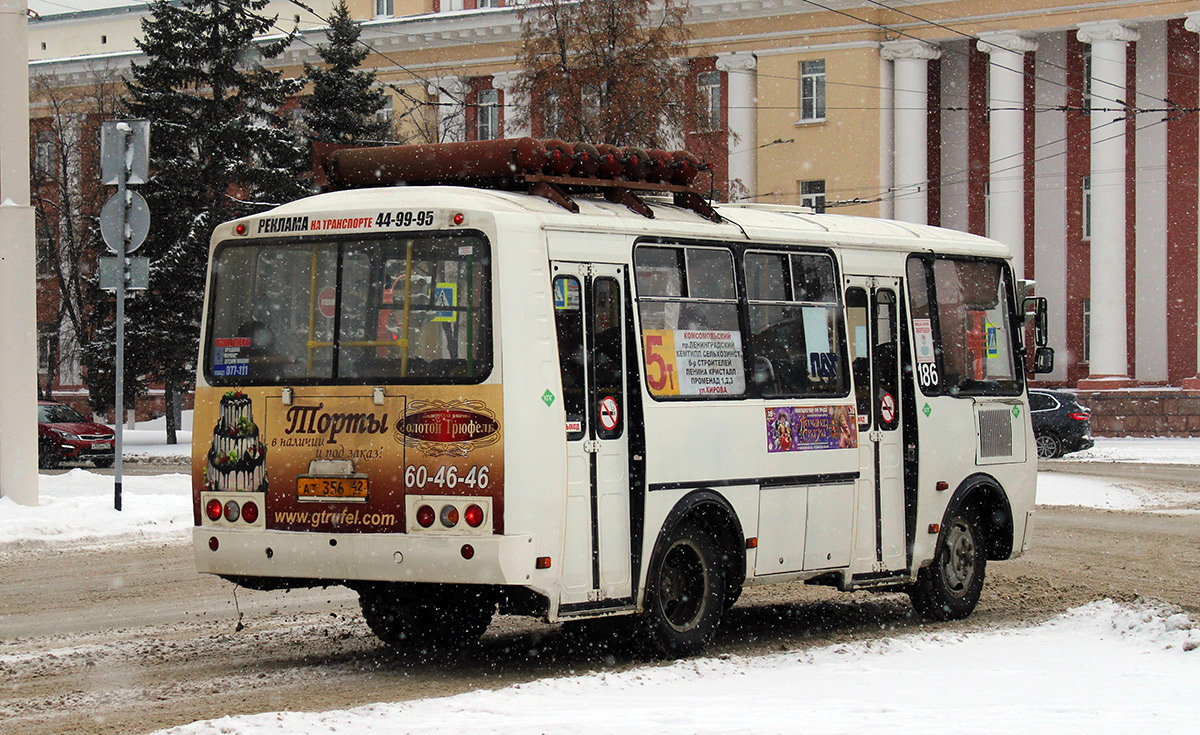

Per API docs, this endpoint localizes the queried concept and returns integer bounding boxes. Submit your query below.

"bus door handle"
[867,430,884,442]
[583,440,601,453]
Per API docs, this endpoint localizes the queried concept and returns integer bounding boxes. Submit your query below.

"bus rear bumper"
[194,528,537,587]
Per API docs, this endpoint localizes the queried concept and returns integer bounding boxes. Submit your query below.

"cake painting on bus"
[765,405,857,453]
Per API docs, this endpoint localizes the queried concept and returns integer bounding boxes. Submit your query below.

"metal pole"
[113,126,130,511]
[0,0,39,507]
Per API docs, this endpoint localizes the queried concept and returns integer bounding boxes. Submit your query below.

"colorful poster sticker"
[642,329,746,396]
[766,405,858,453]
[213,337,250,377]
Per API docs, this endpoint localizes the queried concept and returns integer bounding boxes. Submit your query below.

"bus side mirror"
[1023,297,1049,347]
[1033,346,1055,374]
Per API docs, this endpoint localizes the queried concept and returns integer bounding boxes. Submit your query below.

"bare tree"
[29,63,126,403]
[514,0,698,147]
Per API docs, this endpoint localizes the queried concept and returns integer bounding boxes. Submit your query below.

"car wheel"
[359,585,494,653]
[38,439,61,470]
[908,506,987,622]
[92,458,114,469]
[639,521,725,658]
[1035,432,1062,459]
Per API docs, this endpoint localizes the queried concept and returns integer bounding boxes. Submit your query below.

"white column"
[716,51,757,201]
[881,40,942,225]
[1077,21,1138,382]
[492,71,528,139]
[0,0,39,506]
[978,32,1037,278]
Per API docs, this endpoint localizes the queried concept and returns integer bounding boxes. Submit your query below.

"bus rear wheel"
[639,521,725,658]
[359,585,494,652]
[909,507,986,621]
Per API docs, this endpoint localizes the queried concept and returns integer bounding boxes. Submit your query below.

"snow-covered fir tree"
[302,0,391,144]
[98,0,309,439]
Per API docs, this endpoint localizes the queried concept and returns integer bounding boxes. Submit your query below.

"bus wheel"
[359,586,494,652]
[909,507,986,621]
[640,521,725,658]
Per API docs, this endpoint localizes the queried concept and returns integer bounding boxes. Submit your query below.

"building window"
[698,70,721,130]
[582,82,606,124]
[375,96,394,130]
[1081,175,1091,241]
[800,180,825,213]
[478,0,502,7]
[800,59,826,122]
[1082,297,1090,363]
[35,130,56,178]
[1081,46,1091,116]
[37,327,54,375]
[543,90,563,138]
[374,0,393,17]
[476,88,499,140]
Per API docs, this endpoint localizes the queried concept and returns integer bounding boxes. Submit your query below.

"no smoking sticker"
[599,396,620,432]
[880,392,896,425]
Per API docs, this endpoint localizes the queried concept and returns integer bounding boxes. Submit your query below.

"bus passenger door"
[846,278,907,574]
[552,262,633,608]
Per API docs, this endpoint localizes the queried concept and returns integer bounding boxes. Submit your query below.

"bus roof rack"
[313,138,722,223]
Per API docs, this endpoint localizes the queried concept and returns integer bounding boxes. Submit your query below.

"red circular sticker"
[599,396,620,431]
[318,286,337,318]
[880,392,896,424]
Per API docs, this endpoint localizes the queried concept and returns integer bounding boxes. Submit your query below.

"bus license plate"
[297,477,368,501]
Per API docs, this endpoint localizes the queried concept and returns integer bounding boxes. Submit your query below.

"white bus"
[193,140,1052,657]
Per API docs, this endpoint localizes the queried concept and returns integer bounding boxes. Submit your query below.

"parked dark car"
[37,401,115,469]
[1028,388,1094,459]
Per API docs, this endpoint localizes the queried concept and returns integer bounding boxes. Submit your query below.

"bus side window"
[592,277,624,440]
[845,287,871,428]
[553,275,586,440]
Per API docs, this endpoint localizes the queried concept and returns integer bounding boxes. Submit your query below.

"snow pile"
[119,410,193,461]
[0,469,191,547]
[1064,436,1200,464]
[1035,473,1152,510]
[154,600,1198,735]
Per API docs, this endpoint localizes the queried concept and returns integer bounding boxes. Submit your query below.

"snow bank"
[153,600,1198,735]
[1035,473,1151,510]
[1064,436,1200,464]
[0,469,191,547]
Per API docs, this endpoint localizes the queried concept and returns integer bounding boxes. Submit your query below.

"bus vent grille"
[978,409,1013,458]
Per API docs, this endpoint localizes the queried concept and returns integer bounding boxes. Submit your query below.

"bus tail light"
[205,498,223,521]
[223,500,241,523]
[464,504,484,528]
[416,504,436,528]
[461,544,475,560]
[241,501,259,524]
[440,505,460,528]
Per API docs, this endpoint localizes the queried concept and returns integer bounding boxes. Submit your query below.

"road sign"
[100,120,150,185]
[100,190,150,254]
[99,257,149,291]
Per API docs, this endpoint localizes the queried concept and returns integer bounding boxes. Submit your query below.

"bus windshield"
[204,234,492,385]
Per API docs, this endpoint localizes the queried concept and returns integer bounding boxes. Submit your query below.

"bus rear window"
[205,235,491,385]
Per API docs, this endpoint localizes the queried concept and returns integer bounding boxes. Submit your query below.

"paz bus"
[193,139,1052,657]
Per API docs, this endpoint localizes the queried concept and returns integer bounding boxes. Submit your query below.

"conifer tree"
[93,0,308,439]
[303,0,391,144]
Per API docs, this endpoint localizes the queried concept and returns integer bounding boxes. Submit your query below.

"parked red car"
[37,401,115,469]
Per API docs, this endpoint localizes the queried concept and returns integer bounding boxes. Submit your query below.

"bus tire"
[640,521,725,658]
[359,586,494,652]
[908,506,986,621]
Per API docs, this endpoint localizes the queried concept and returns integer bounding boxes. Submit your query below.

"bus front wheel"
[640,521,725,658]
[908,507,986,621]
[359,585,494,652]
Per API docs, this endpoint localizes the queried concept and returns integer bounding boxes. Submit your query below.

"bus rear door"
[552,262,633,609]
